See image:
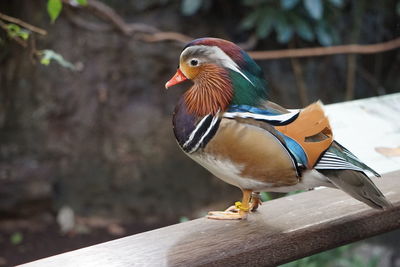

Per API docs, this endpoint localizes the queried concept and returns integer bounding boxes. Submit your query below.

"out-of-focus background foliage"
[0,0,399,265]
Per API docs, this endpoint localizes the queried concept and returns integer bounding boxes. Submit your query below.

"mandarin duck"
[165,37,392,220]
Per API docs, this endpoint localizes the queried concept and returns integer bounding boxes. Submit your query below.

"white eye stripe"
[181,45,254,86]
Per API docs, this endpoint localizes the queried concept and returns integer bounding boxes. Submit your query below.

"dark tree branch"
[50,1,400,60]
[249,38,400,60]
[0,12,47,35]
[0,20,28,47]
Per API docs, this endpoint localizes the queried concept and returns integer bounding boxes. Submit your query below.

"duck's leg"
[223,192,262,212]
[207,189,252,220]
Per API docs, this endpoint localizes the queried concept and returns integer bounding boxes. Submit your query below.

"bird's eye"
[189,59,199,66]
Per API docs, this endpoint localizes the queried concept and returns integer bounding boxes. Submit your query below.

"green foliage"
[286,190,305,196]
[261,190,305,202]
[329,0,344,8]
[315,20,336,46]
[178,0,346,46]
[281,244,379,267]
[397,1,400,16]
[10,232,23,245]
[179,216,189,222]
[47,0,87,23]
[260,192,272,201]
[75,0,88,5]
[241,0,345,45]
[255,9,274,38]
[47,0,63,23]
[275,12,293,43]
[181,0,203,16]
[0,7,81,71]
[304,0,323,20]
[39,49,77,70]
[281,0,301,10]
[5,23,30,40]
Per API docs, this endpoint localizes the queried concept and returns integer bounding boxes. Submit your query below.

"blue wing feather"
[228,104,280,115]
[278,133,308,167]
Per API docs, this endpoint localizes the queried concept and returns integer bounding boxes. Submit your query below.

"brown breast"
[204,118,299,187]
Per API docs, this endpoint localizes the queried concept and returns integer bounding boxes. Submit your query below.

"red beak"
[165,69,188,89]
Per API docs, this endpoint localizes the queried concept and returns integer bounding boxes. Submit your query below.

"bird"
[165,37,392,220]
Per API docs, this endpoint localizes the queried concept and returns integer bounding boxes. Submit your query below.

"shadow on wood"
[21,171,400,267]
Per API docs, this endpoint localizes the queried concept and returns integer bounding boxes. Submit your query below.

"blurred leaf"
[328,0,344,8]
[285,190,304,196]
[19,31,29,40]
[40,57,51,65]
[281,0,300,10]
[367,256,380,267]
[240,10,261,30]
[69,0,88,5]
[290,14,314,41]
[297,24,314,41]
[282,244,352,266]
[304,0,323,20]
[353,256,367,267]
[315,21,333,46]
[283,243,380,267]
[397,1,400,16]
[10,232,23,245]
[256,8,274,38]
[47,0,63,23]
[181,0,203,16]
[275,14,294,43]
[39,49,77,70]
[69,0,88,6]
[179,216,189,223]
[330,27,340,44]
[338,244,350,253]
[6,24,30,40]
[6,23,20,37]
[76,0,87,5]
[260,192,272,201]
[242,0,259,6]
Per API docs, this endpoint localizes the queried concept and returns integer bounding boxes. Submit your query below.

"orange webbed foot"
[206,210,247,220]
[206,190,252,220]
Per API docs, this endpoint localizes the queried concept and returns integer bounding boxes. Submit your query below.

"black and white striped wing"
[223,110,300,126]
[315,151,365,172]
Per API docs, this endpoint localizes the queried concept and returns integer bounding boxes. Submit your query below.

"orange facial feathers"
[183,64,233,117]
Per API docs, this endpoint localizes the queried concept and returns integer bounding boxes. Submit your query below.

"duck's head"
[166,37,268,116]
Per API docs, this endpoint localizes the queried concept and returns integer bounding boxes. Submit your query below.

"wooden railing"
[20,171,400,267]
[21,93,400,267]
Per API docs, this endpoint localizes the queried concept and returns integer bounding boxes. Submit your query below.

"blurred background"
[0,0,399,266]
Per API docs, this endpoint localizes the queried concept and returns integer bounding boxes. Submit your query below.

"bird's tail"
[319,169,392,209]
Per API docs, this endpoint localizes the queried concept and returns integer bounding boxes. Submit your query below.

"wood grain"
[21,171,400,267]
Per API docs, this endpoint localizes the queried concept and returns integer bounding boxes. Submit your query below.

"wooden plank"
[21,170,400,267]
[324,93,400,174]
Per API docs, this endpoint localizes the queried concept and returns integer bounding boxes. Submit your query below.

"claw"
[250,192,262,212]
[224,205,239,213]
[206,190,252,220]
[207,211,247,220]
